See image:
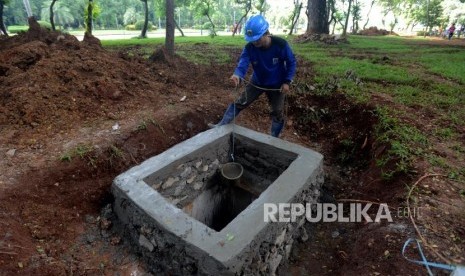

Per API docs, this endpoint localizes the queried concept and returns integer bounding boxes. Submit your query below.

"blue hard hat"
[244,15,269,42]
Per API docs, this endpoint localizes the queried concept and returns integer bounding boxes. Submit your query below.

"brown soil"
[1,23,463,275]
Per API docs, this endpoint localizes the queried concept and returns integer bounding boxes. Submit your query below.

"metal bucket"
[221,162,243,185]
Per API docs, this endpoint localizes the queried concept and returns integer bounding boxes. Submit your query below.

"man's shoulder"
[271,36,289,48]
[245,42,254,50]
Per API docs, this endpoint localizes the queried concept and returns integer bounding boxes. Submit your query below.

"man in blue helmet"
[209,14,297,138]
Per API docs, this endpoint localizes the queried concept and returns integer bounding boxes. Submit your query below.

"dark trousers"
[234,84,285,123]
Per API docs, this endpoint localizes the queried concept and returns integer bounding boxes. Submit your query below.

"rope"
[402,238,456,275]
[234,77,290,137]
[230,77,278,161]
[231,86,238,162]
[239,77,283,91]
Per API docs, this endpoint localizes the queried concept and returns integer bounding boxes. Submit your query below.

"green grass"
[375,106,429,176]
[101,35,245,48]
[417,51,465,84]
[103,36,244,64]
[59,144,94,162]
[7,25,29,33]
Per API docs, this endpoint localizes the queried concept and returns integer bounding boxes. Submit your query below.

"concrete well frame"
[112,125,324,275]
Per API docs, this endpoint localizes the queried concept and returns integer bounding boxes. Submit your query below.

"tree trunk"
[288,2,303,35]
[23,0,33,17]
[50,0,57,31]
[351,0,356,34]
[86,0,93,35]
[233,15,247,36]
[342,0,352,36]
[232,0,251,36]
[306,0,328,34]
[206,13,216,36]
[175,20,185,37]
[326,0,334,31]
[141,0,149,38]
[363,0,375,30]
[165,0,175,56]
[0,2,8,36]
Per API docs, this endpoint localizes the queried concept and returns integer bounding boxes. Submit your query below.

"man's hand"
[281,83,290,94]
[230,75,240,87]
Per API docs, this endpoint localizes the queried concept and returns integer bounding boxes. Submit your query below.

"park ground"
[0,22,464,275]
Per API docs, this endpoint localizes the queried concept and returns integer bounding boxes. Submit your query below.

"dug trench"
[0,26,424,275]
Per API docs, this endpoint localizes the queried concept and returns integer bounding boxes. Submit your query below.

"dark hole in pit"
[144,134,298,231]
[183,170,258,231]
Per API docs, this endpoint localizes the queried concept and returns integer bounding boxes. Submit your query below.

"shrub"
[134,20,154,31]
[37,21,52,29]
[202,22,212,30]
[125,24,136,30]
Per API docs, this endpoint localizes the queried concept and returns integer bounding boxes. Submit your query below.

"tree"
[140,0,149,38]
[342,0,353,36]
[50,0,57,30]
[254,0,269,16]
[331,10,344,34]
[0,0,9,36]
[84,0,100,34]
[410,0,443,33]
[123,7,137,25]
[166,0,175,56]
[192,0,217,36]
[23,0,33,17]
[41,0,74,30]
[174,4,190,37]
[154,0,188,36]
[85,0,93,34]
[377,0,402,32]
[363,0,375,30]
[232,0,251,36]
[326,0,345,35]
[59,0,86,28]
[306,0,329,34]
[288,0,303,35]
[351,0,362,33]
[174,10,185,37]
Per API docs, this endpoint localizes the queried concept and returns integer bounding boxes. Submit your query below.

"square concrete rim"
[113,125,323,263]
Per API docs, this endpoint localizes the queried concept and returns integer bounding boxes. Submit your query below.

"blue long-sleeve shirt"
[234,36,297,88]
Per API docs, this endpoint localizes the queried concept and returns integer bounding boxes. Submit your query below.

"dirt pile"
[294,33,349,44]
[358,26,395,36]
[0,20,166,136]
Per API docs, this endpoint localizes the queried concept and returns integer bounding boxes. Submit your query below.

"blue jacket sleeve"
[284,44,296,83]
[233,47,251,79]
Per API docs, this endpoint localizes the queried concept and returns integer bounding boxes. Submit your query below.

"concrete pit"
[112,125,324,275]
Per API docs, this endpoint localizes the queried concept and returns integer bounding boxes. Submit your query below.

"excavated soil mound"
[294,33,349,44]
[0,21,164,134]
[358,26,395,36]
